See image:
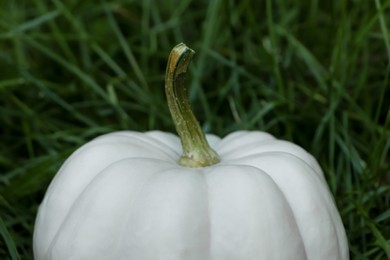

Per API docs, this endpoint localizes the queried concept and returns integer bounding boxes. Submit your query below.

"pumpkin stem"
[165,43,220,167]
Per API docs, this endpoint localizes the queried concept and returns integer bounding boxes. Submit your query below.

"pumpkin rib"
[201,169,212,260]
[122,167,210,259]
[110,162,180,259]
[225,150,324,181]
[215,131,275,153]
[90,132,180,159]
[215,132,323,180]
[45,158,177,259]
[234,152,348,259]
[204,164,307,259]
[47,134,180,199]
[52,133,178,186]
[40,140,177,239]
[145,131,182,154]
[246,165,308,260]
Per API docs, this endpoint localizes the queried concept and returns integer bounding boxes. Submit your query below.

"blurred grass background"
[0,0,389,259]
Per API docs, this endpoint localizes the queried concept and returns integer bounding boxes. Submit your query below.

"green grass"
[0,0,389,259]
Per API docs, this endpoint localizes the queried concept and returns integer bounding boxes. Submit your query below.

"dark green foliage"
[0,0,389,259]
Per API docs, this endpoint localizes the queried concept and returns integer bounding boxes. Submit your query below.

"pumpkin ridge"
[201,170,212,260]
[123,166,209,258]
[215,131,275,152]
[226,150,324,181]
[110,131,180,155]
[203,164,307,259]
[219,139,323,177]
[110,163,178,258]
[232,152,347,259]
[45,158,176,259]
[248,165,308,260]
[53,132,177,178]
[145,131,182,154]
[43,142,177,216]
[90,132,180,160]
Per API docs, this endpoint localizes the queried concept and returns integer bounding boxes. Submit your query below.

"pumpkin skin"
[33,130,349,260]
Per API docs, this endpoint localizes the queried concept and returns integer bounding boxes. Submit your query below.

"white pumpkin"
[34,43,349,260]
